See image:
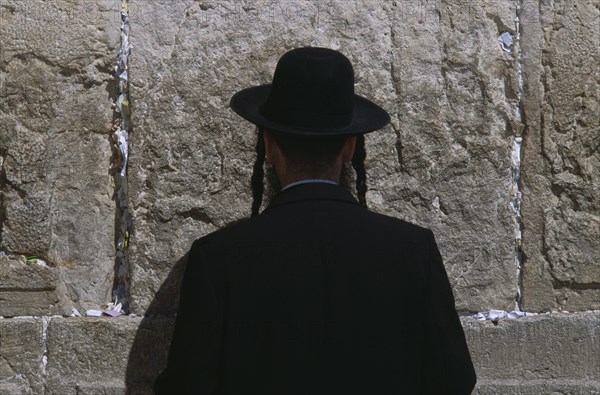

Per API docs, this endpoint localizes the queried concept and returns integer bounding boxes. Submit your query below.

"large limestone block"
[377,0,520,311]
[45,317,139,395]
[43,316,175,394]
[0,1,120,311]
[520,0,600,311]
[0,318,43,394]
[462,313,600,381]
[129,0,520,314]
[0,255,60,317]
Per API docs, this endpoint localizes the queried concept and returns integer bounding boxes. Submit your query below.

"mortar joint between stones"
[512,0,526,312]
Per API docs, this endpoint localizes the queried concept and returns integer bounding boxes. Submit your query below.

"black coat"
[155,183,476,394]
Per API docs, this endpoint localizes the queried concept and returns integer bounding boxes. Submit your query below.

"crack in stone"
[552,280,600,291]
[11,52,79,76]
[488,12,517,35]
[0,354,35,393]
[538,3,558,172]
[388,10,403,172]
[45,145,60,270]
[178,207,216,226]
[6,51,115,93]
[1,174,27,200]
[393,124,404,172]
[0,287,56,292]
[0,148,7,247]
[169,0,195,61]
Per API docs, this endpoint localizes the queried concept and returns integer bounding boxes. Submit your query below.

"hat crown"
[229,47,390,136]
[260,47,355,131]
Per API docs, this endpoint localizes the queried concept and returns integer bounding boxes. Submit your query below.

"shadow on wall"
[124,254,187,394]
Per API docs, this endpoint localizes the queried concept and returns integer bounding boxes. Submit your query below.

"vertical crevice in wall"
[511,136,523,310]
[40,316,50,394]
[111,0,131,313]
[511,0,526,312]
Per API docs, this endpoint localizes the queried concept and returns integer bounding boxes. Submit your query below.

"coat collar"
[265,182,359,211]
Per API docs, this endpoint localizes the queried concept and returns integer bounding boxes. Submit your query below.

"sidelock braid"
[352,134,368,208]
[250,128,265,217]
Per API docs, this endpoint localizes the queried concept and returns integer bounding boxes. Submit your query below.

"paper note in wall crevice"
[497,32,513,52]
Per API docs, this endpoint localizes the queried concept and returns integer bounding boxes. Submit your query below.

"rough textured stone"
[474,379,600,395]
[462,313,600,381]
[129,0,520,314]
[0,245,55,317]
[0,256,56,290]
[0,318,43,394]
[520,0,600,311]
[69,383,126,395]
[0,1,120,311]
[45,317,138,395]
[379,0,519,311]
[125,316,175,394]
[42,315,174,395]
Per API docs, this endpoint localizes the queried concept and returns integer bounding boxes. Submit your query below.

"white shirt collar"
[281,178,338,191]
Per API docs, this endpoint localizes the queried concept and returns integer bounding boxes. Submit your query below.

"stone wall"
[0,0,120,316]
[0,0,598,393]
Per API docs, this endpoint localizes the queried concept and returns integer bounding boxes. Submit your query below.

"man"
[155,47,476,394]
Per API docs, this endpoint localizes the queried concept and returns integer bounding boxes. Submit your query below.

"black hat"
[230,47,390,136]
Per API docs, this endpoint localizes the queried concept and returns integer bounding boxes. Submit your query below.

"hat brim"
[230,84,390,136]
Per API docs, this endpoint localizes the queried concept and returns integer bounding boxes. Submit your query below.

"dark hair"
[250,128,368,217]
[270,131,348,173]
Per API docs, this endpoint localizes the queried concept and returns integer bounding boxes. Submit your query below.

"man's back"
[156,183,476,394]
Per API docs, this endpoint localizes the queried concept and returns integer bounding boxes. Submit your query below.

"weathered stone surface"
[129,0,520,314]
[462,313,600,381]
[0,289,59,318]
[0,255,55,289]
[42,316,174,394]
[377,0,519,311]
[45,317,138,395]
[70,382,126,395]
[474,379,600,395]
[128,0,225,314]
[520,0,600,311]
[0,248,60,317]
[125,316,175,394]
[0,318,43,394]
[0,1,120,311]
